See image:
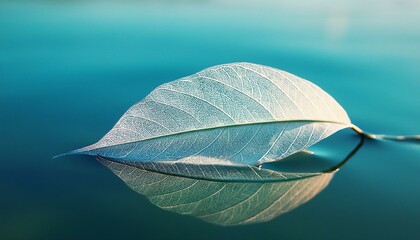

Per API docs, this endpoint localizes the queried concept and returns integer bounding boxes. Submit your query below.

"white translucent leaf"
[64,62,351,164]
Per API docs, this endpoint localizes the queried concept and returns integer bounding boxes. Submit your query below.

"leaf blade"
[66,62,351,164]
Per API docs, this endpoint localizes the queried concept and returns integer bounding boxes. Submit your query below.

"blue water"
[1,1,419,239]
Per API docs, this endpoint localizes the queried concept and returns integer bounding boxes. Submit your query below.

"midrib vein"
[83,119,349,152]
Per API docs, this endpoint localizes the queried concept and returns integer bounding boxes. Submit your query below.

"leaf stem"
[350,124,420,143]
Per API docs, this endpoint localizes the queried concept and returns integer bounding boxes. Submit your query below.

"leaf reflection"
[97,135,363,226]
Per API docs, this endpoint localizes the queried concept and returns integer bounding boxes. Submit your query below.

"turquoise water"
[1,1,419,239]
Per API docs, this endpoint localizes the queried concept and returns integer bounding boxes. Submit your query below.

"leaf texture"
[66,62,351,164]
[99,158,333,226]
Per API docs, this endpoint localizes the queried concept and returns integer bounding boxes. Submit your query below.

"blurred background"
[1,1,419,240]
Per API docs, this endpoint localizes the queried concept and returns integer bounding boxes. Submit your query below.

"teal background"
[1,1,419,239]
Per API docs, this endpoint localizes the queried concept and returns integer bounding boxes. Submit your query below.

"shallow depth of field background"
[1,1,419,239]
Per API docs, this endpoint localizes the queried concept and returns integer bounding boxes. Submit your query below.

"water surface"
[1,1,419,239]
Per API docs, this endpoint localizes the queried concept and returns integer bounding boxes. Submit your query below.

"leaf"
[62,62,351,164]
[98,157,334,226]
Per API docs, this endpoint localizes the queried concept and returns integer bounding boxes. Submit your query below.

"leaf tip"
[52,148,85,159]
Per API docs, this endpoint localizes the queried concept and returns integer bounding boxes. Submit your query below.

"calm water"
[1,1,419,239]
